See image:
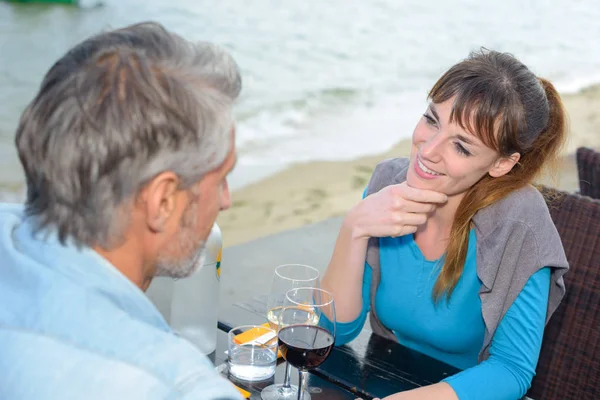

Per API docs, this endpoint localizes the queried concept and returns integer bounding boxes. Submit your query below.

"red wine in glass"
[276,287,336,400]
[278,325,334,370]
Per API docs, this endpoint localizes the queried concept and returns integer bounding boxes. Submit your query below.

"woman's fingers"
[391,183,448,204]
[395,199,437,213]
[354,182,448,239]
[392,211,428,227]
[392,224,418,238]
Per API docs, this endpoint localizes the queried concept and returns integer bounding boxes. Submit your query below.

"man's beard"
[154,195,208,279]
[155,241,207,279]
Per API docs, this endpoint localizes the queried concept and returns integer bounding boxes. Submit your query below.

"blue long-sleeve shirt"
[334,228,550,400]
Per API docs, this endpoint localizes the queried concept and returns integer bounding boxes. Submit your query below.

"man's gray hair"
[15,22,241,248]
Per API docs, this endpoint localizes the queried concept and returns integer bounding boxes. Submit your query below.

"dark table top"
[216,295,461,400]
[213,329,358,399]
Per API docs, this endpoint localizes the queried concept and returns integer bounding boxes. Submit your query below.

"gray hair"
[15,21,241,248]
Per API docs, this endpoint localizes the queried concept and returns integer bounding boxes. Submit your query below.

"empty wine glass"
[261,264,320,400]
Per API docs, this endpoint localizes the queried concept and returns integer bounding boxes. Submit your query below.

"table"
[216,295,461,399]
[213,329,358,399]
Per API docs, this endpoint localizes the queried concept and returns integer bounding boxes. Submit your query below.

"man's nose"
[220,180,231,211]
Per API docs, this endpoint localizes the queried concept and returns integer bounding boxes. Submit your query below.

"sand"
[218,86,600,247]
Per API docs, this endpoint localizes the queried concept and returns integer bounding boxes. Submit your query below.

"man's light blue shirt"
[0,204,242,400]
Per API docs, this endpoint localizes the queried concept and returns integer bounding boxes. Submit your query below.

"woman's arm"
[382,382,458,400]
[328,262,373,346]
[382,267,551,400]
[322,184,446,323]
[321,214,371,322]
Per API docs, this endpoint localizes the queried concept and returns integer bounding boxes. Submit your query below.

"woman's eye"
[454,142,472,157]
[423,113,438,127]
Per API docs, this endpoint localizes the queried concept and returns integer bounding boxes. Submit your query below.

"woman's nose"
[419,134,443,162]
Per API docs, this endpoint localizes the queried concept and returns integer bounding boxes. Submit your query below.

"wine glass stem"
[282,361,292,388]
[297,370,305,400]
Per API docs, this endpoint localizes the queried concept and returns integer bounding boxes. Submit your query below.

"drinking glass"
[228,325,278,381]
[261,264,320,400]
[278,288,336,400]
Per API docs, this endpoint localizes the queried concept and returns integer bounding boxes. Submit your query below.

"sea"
[1,0,600,199]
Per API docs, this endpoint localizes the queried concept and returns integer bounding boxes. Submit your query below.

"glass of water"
[228,325,278,382]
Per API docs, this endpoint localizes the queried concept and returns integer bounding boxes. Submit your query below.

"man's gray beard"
[155,241,207,279]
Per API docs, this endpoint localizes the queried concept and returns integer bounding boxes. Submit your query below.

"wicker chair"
[577,147,600,200]
[527,188,600,400]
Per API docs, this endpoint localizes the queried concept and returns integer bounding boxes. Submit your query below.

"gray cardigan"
[365,158,569,362]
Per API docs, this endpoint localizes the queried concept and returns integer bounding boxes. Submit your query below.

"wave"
[229,88,428,189]
[554,72,600,95]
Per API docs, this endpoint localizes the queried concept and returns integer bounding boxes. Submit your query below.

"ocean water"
[1,0,600,197]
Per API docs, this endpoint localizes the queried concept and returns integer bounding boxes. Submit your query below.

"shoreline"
[0,85,598,246]
[218,86,600,247]
[218,144,580,248]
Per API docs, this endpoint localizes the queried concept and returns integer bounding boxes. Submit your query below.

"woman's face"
[406,98,517,199]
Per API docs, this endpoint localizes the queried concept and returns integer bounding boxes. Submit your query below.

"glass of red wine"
[277,287,336,400]
[262,265,320,400]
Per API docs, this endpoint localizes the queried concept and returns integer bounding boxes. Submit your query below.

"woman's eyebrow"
[428,104,440,121]
[429,103,480,147]
[455,134,475,145]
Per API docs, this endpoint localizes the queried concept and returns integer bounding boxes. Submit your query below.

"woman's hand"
[355,382,458,400]
[346,182,447,239]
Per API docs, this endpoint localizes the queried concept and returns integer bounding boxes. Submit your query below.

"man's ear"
[489,152,521,178]
[138,172,181,233]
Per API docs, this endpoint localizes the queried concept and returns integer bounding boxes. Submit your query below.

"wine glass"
[261,264,320,400]
[278,288,336,400]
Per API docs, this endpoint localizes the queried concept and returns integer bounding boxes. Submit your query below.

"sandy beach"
[218,85,600,247]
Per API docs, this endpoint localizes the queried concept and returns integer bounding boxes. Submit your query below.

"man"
[0,22,243,399]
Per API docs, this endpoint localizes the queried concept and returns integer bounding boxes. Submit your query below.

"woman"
[321,49,569,400]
